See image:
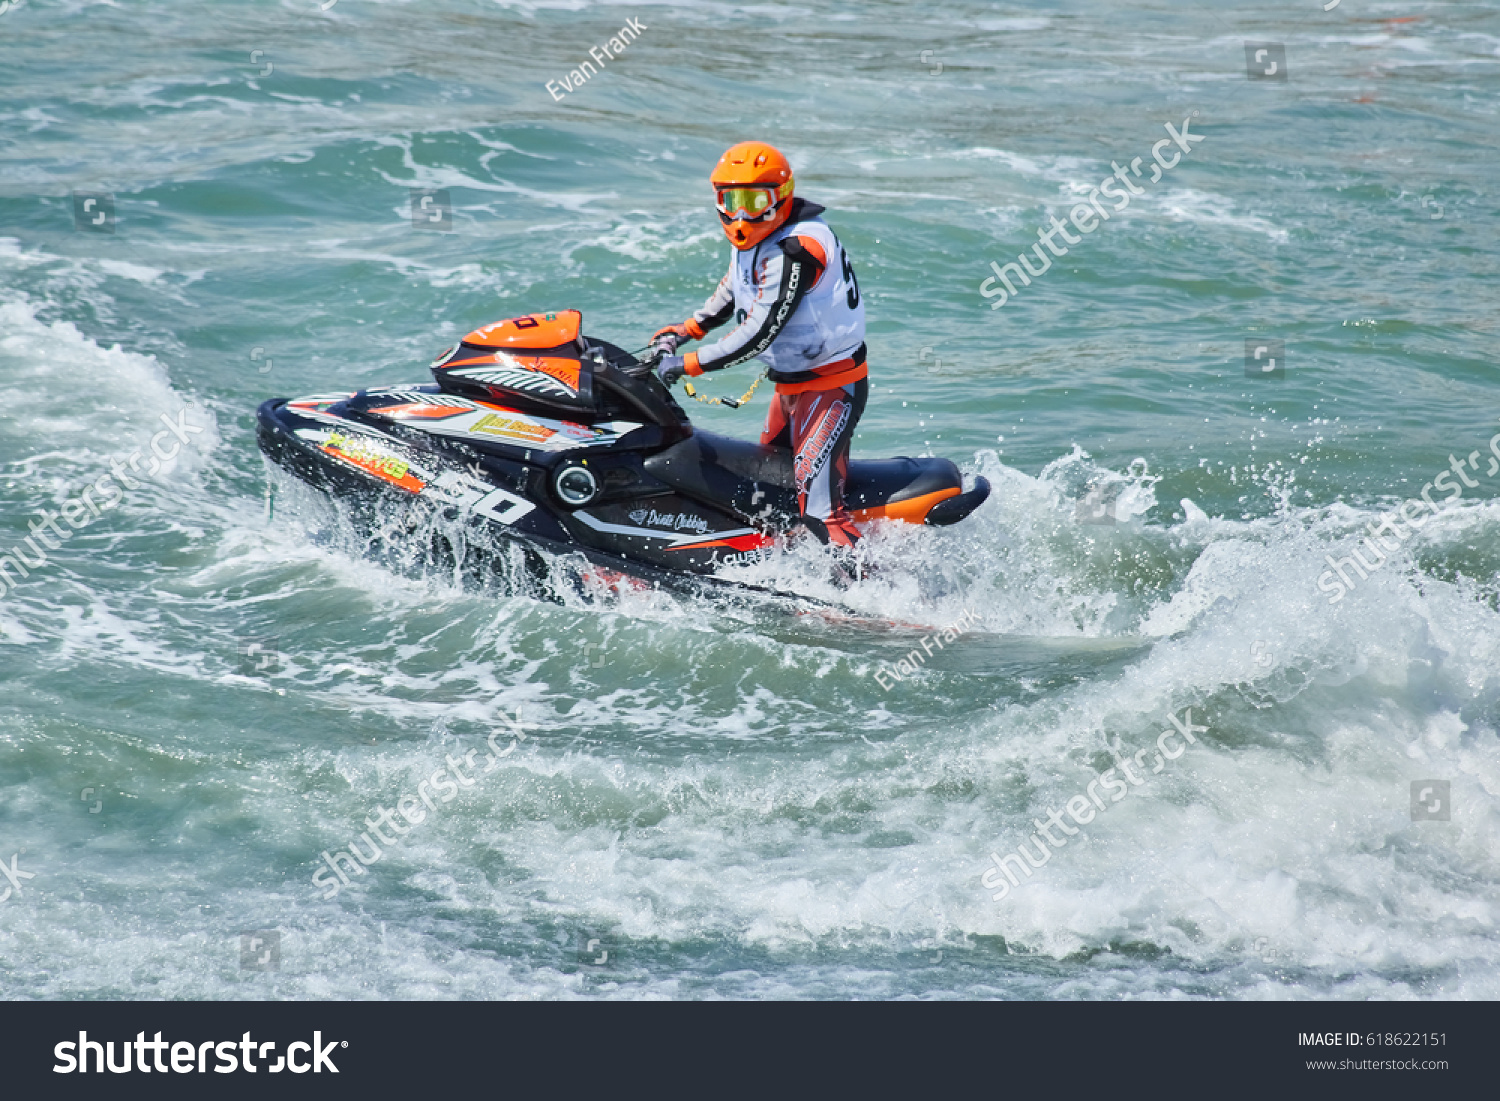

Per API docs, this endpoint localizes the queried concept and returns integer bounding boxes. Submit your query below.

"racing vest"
[729,212,865,379]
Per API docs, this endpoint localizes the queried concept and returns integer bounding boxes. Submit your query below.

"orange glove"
[650,320,706,352]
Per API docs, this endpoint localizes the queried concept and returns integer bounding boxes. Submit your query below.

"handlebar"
[619,343,672,380]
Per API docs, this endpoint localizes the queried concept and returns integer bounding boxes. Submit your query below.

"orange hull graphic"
[321,432,425,493]
[852,487,960,525]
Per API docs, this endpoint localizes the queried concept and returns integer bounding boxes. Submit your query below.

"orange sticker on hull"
[322,431,425,492]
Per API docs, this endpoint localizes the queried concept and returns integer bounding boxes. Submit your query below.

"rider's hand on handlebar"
[650,323,693,353]
[655,354,686,387]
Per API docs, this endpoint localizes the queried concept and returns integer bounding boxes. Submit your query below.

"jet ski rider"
[651,141,869,550]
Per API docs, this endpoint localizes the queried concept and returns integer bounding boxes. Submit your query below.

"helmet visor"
[715,186,778,220]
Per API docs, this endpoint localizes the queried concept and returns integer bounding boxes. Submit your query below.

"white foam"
[0,296,220,471]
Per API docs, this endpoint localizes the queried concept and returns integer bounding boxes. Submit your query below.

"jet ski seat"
[644,429,984,525]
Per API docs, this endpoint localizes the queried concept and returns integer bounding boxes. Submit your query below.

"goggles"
[715,186,780,221]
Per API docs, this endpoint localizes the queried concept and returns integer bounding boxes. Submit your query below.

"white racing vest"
[722,214,865,375]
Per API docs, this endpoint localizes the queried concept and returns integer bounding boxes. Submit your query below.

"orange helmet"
[710,141,795,250]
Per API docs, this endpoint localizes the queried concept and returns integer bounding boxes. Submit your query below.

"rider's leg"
[788,379,867,546]
[761,392,791,449]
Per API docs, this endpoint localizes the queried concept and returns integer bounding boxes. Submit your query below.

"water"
[2,0,1498,999]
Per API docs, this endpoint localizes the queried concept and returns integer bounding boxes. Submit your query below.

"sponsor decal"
[715,546,775,567]
[571,510,764,550]
[321,430,425,492]
[362,398,626,452]
[471,413,555,445]
[525,356,581,392]
[793,400,851,491]
[450,355,581,400]
[626,507,710,534]
[554,420,610,443]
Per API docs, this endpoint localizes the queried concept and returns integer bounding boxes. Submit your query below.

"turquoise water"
[2,0,1498,998]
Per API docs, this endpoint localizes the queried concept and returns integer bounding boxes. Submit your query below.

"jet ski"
[256,309,989,596]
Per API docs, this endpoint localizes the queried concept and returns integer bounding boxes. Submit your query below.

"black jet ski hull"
[255,311,989,586]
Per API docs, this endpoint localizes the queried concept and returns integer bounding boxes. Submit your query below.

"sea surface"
[2,0,1498,999]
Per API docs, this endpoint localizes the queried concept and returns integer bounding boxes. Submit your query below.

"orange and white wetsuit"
[680,199,868,546]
